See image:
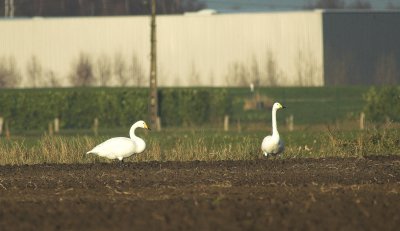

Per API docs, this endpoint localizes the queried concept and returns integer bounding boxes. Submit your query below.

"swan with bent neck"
[261,102,286,157]
[87,120,150,161]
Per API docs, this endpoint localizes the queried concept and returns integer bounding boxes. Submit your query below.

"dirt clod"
[0,156,399,230]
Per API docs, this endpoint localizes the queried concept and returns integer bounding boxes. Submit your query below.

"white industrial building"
[0,10,399,87]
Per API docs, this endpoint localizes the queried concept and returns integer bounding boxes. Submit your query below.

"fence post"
[93,118,99,136]
[286,114,294,131]
[224,115,229,131]
[156,116,161,131]
[385,116,390,124]
[48,122,54,136]
[0,117,3,136]
[5,121,10,139]
[360,112,365,130]
[54,118,60,134]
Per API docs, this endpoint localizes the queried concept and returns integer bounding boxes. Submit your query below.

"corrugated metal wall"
[0,11,326,87]
[323,11,400,85]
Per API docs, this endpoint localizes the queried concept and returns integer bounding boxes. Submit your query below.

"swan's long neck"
[129,125,138,140]
[272,108,279,137]
[129,125,146,153]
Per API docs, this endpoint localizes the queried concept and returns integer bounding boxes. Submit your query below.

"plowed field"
[0,156,399,230]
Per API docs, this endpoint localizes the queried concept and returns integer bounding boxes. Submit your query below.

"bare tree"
[8,0,206,17]
[250,56,261,87]
[129,53,145,86]
[327,51,354,85]
[189,62,200,85]
[69,52,95,87]
[26,55,43,88]
[305,0,345,9]
[305,0,372,9]
[387,2,400,9]
[114,52,129,86]
[208,71,215,86]
[0,56,21,88]
[295,50,319,86]
[4,0,15,17]
[225,62,248,86]
[264,51,279,86]
[42,70,61,87]
[348,0,371,9]
[374,53,399,85]
[95,54,112,86]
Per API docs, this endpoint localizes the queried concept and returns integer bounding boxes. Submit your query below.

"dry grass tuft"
[0,125,399,165]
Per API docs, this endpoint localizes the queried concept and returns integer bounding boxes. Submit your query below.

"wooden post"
[48,122,54,136]
[5,121,10,139]
[286,114,294,131]
[255,92,261,109]
[224,115,229,131]
[0,117,3,136]
[54,118,59,134]
[93,117,99,136]
[360,112,365,130]
[156,116,161,131]
[385,116,390,124]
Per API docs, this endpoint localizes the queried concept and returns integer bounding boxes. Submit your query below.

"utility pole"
[149,0,158,130]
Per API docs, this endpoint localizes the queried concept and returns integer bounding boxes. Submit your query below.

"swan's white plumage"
[261,102,285,157]
[262,135,284,156]
[87,120,150,161]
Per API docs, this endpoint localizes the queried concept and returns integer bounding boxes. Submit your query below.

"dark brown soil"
[0,156,399,231]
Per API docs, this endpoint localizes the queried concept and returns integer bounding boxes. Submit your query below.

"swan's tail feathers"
[86,150,95,155]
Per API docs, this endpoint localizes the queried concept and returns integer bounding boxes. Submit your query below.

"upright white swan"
[86,120,150,161]
[261,102,286,157]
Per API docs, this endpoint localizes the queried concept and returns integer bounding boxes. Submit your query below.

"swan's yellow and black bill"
[277,103,286,109]
[144,122,151,130]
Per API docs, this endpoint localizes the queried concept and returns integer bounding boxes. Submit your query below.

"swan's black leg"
[114,158,124,167]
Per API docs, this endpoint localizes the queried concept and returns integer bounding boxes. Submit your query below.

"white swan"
[261,102,286,157]
[86,120,150,161]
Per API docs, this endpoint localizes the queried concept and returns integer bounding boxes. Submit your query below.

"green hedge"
[363,86,400,122]
[0,86,370,131]
[0,88,230,131]
[159,88,230,126]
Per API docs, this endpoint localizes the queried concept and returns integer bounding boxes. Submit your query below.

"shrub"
[363,86,400,122]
